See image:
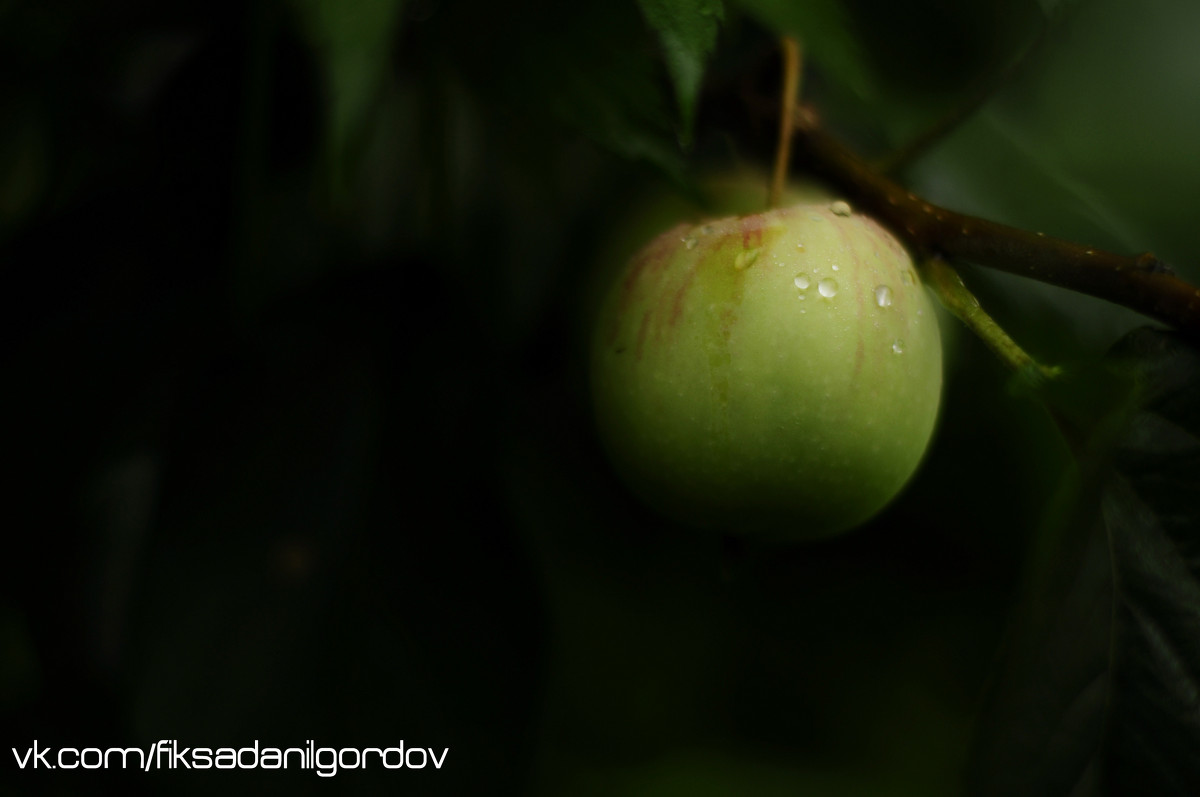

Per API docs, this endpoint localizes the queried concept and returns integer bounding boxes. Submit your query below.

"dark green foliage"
[637,0,724,144]
[3,0,1200,794]
[970,329,1200,796]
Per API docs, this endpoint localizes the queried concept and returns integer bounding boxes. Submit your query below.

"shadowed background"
[4,0,1200,794]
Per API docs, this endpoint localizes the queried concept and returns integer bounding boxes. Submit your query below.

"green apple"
[590,198,942,538]
[580,171,834,358]
[588,171,833,295]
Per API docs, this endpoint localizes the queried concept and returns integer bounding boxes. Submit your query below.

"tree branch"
[790,108,1200,339]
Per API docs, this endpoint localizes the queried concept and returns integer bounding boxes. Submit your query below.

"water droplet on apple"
[700,224,714,235]
[796,242,805,251]
[794,275,810,290]
[818,278,838,298]
[831,264,840,271]
[683,236,698,249]
[901,270,915,286]
[874,285,894,307]
[830,200,852,216]
[735,248,760,270]
[892,340,905,354]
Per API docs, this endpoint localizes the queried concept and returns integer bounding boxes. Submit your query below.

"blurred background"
[3,0,1199,794]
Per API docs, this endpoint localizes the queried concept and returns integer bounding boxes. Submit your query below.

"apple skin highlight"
[590,202,943,539]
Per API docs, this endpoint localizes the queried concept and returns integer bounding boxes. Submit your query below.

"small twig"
[925,256,1061,382]
[769,37,802,209]
[790,108,1200,339]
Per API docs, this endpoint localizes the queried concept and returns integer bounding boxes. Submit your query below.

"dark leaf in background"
[636,0,724,146]
[441,0,686,182]
[287,0,406,193]
[729,0,875,100]
[968,328,1200,796]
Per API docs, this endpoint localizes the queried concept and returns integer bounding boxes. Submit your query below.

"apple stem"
[787,110,1200,339]
[925,256,1061,383]
[769,37,803,210]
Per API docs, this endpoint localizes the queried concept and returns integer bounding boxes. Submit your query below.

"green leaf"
[445,0,686,182]
[637,0,724,146]
[287,0,405,189]
[729,0,875,100]
[968,328,1200,796]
